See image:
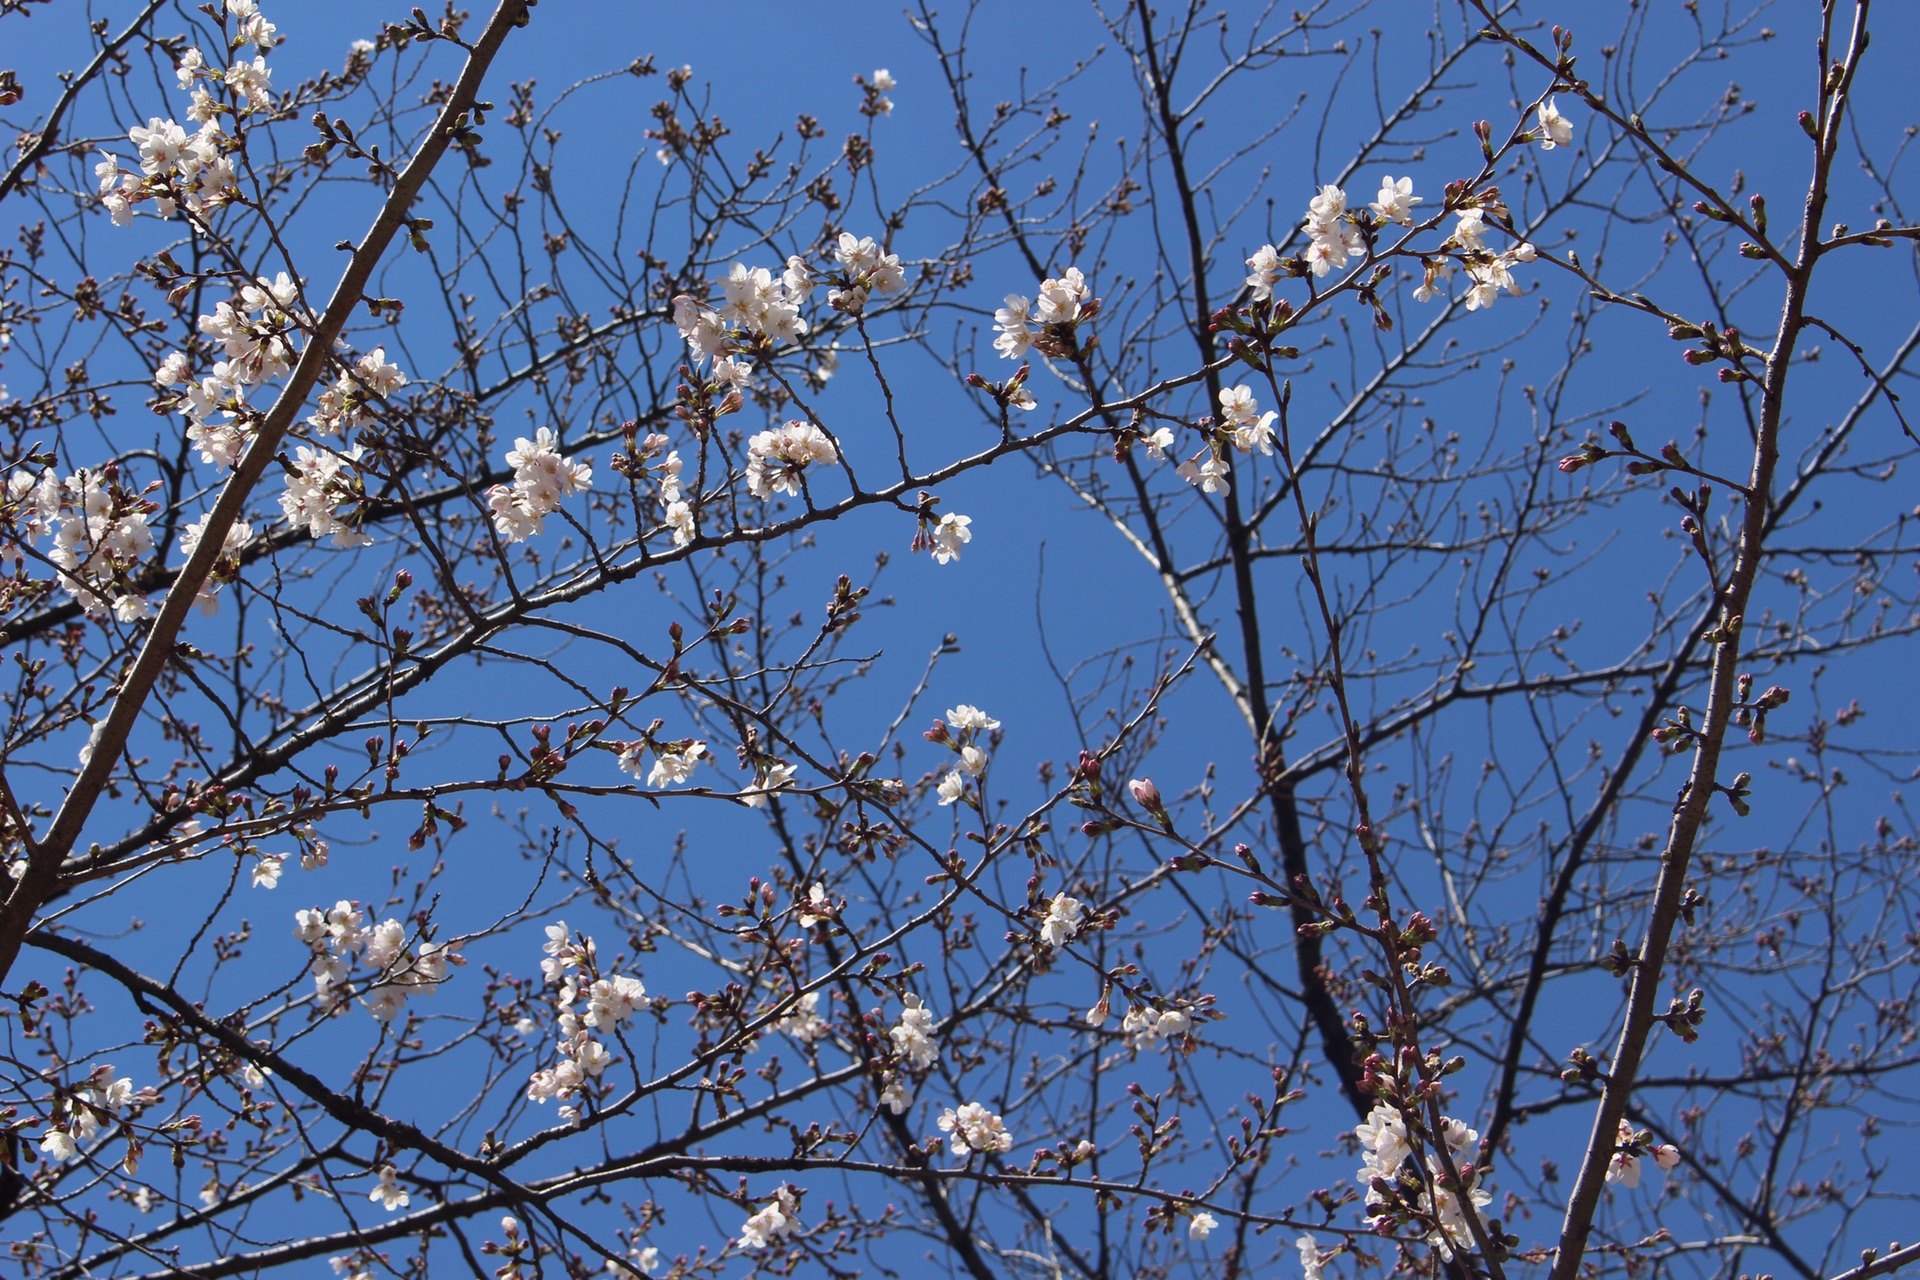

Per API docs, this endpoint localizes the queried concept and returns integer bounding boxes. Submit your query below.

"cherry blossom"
[1175,453,1231,495]
[1039,892,1084,949]
[1189,1211,1218,1240]
[1538,96,1575,150]
[280,444,372,548]
[1369,174,1422,226]
[890,993,938,1071]
[737,1187,800,1250]
[618,739,706,788]
[946,705,1000,732]
[773,989,830,1043]
[1245,244,1284,301]
[993,294,1033,359]
[930,512,972,564]
[938,1101,1012,1157]
[745,421,837,499]
[797,883,833,929]
[741,761,797,807]
[1301,183,1364,278]
[487,427,592,543]
[368,1165,408,1211]
[1122,1005,1192,1048]
[1298,1235,1325,1280]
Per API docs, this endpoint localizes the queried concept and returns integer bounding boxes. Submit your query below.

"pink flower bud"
[1128,777,1162,809]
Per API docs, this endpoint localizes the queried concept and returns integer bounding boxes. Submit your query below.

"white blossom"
[930,512,972,564]
[1538,97,1575,150]
[938,1101,1012,1157]
[890,993,938,1070]
[738,1187,800,1250]
[745,421,837,499]
[797,883,833,929]
[1040,892,1084,949]
[368,1165,408,1211]
[1369,174,1422,226]
[1245,244,1283,301]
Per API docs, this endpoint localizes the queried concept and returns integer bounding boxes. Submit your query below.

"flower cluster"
[5,467,156,618]
[931,703,998,806]
[93,1,283,225]
[38,1064,144,1164]
[738,1186,801,1251]
[306,347,408,438]
[824,232,907,315]
[649,435,699,547]
[1302,184,1365,278]
[937,1101,1013,1158]
[1605,1119,1681,1188]
[1354,1102,1492,1259]
[876,991,940,1115]
[745,420,837,499]
[280,443,372,548]
[772,989,831,1043]
[177,511,254,616]
[740,760,798,808]
[487,427,593,543]
[524,923,648,1117]
[1157,382,1281,497]
[293,901,460,1020]
[991,265,1094,360]
[1433,210,1538,312]
[618,736,708,789]
[1039,891,1084,950]
[1121,1003,1192,1048]
[930,512,971,564]
[669,229,900,368]
[890,992,939,1070]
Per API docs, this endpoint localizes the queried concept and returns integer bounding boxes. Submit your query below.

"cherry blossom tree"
[0,3,1916,1280]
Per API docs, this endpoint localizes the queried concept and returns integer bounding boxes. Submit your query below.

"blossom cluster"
[4,467,156,619]
[745,420,837,500]
[992,265,1092,366]
[38,1064,145,1164]
[772,989,831,1043]
[1038,891,1084,949]
[293,901,461,1021]
[157,273,411,554]
[618,735,708,789]
[879,991,940,1114]
[937,1100,1013,1158]
[369,1165,408,1211]
[932,703,999,807]
[738,1186,801,1251]
[92,0,283,224]
[306,347,408,438]
[487,427,594,543]
[1121,1003,1192,1049]
[669,231,901,365]
[1354,1102,1491,1259]
[1240,164,1557,318]
[1605,1119,1681,1188]
[524,923,648,1117]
